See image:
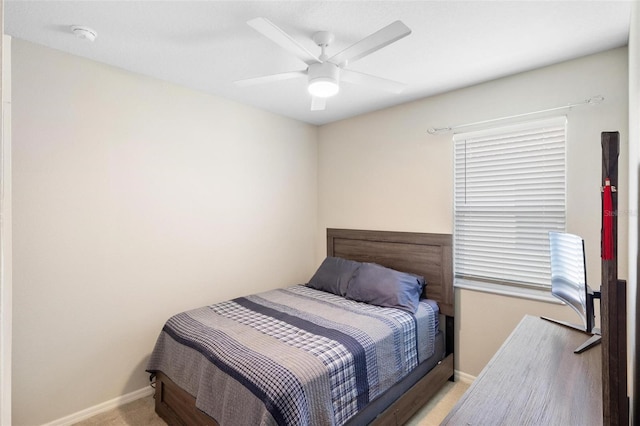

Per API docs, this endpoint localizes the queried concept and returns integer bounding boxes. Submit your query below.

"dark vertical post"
[600,131,628,425]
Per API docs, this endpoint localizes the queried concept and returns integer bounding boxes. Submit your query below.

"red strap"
[602,178,614,260]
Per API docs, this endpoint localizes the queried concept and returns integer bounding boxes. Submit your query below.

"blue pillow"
[346,263,425,313]
[307,257,362,296]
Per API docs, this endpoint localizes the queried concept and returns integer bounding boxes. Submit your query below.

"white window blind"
[454,117,567,289]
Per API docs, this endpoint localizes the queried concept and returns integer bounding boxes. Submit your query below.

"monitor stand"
[540,316,601,354]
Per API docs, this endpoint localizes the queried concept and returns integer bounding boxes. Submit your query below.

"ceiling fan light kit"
[308,62,340,98]
[236,18,411,111]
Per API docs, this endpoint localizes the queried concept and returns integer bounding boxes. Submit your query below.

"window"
[453,117,566,293]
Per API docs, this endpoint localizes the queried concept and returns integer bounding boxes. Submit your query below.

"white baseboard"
[455,369,476,384]
[42,386,154,426]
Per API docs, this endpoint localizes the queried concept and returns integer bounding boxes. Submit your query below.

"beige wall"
[318,47,629,376]
[0,23,12,426]
[11,39,318,425]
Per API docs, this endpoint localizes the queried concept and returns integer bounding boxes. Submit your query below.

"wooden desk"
[442,315,602,425]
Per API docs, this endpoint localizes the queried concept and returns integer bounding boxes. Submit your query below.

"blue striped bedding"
[147,284,439,425]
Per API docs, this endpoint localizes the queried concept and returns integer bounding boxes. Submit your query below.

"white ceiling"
[5,1,632,126]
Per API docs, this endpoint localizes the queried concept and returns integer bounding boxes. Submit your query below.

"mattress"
[147,284,440,426]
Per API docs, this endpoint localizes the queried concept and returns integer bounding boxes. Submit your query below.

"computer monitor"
[541,231,601,353]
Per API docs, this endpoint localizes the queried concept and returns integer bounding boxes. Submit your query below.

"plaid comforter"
[147,285,438,426]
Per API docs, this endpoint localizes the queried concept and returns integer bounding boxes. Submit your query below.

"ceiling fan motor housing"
[308,62,340,97]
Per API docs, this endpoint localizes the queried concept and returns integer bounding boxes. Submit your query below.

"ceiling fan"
[235,18,412,111]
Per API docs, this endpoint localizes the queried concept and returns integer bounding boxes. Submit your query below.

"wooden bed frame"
[154,228,455,425]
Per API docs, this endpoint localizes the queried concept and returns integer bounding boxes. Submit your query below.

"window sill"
[454,278,563,305]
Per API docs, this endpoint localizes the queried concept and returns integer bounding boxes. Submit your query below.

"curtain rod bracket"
[427,127,451,135]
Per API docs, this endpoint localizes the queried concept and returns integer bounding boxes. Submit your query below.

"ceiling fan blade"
[234,70,306,87]
[340,69,407,94]
[248,18,320,66]
[311,96,326,111]
[328,20,411,66]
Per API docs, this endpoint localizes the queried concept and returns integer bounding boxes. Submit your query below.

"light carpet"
[73,380,470,426]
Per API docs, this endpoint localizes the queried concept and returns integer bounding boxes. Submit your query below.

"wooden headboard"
[327,228,454,317]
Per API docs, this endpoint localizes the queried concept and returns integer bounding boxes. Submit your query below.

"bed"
[147,228,454,425]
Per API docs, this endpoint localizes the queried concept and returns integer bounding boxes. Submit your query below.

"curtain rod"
[427,95,604,135]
